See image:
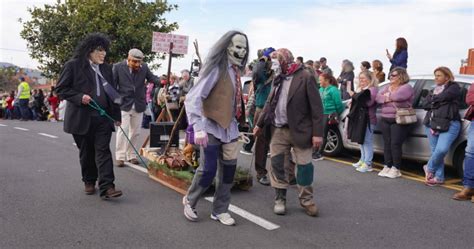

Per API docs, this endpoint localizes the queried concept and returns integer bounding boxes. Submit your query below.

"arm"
[331,87,345,114]
[366,87,378,107]
[376,85,389,104]
[307,76,324,137]
[15,85,23,100]
[390,50,408,66]
[145,64,161,84]
[466,83,474,106]
[55,61,84,106]
[255,87,275,129]
[184,68,219,132]
[389,84,414,102]
[432,82,461,103]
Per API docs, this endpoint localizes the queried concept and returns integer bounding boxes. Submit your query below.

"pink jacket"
[376,84,414,119]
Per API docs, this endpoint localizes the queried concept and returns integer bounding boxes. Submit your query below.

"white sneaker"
[352,160,363,168]
[210,212,235,226]
[183,196,198,221]
[239,150,253,156]
[356,163,373,173]
[386,167,402,179]
[378,166,391,177]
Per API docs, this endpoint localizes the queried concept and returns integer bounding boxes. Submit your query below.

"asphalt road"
[1,119,473,249]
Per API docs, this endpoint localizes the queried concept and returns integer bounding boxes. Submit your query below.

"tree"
[0,67,19,92]
[20,1,179,78]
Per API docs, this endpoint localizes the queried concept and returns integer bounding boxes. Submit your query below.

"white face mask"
[271,58,281,76]
[227,34,248,66]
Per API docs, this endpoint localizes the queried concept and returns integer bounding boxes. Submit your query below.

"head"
[389,67,410,86]
[170,74,178,84]
[180,69,190,81]
[262,47,275,61]
[358,71,378,89]
[73,33,110,65]
[342,60,354,72]
[360,61,371,71]
[313,61,321,70]
[200,30,249,80]
[127,48,144,72]
[20,77,25,82]
[372,60,383,72]
[270,48,294,76]
[296,56,304,65]
[319,57,327,67]
[433,66,454,85]
[319,73,337,88]
[305,60,314,68]
[395,37,408,52]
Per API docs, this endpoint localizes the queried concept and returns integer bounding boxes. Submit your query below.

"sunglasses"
[390,74,399,78]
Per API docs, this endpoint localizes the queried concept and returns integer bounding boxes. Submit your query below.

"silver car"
[324,74,474,176]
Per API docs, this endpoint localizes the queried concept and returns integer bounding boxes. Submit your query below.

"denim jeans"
[425,121,461,182]
[359,125,374,166]
[19,99,29,120]
[463,122,474,188]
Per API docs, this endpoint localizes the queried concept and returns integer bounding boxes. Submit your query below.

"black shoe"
[258,175,270,186]
[312,152,324,161]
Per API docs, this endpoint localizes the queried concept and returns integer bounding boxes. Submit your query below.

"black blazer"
[113,60,160,113]
[422,81,461,126]
[56,58,121,135]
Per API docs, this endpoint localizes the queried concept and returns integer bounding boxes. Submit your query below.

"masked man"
[182,31,248,226]
[254,48,324,217]
[113,49,160,166]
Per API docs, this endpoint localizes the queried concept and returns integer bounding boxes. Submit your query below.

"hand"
[82,94,92,105]
[386,49,392,60]
[253,126,262,137]
[114,121,121,126]
[312,136,323,149]
[194,130,209,148]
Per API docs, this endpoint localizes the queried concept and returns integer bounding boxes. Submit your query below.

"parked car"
[324,74,474,176]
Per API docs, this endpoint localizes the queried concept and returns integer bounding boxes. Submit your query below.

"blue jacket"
[390,49,408,71]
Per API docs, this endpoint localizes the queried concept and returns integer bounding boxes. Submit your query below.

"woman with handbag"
[452,81,474,202]
[347,71,378,173]
[314,73,344,160]
[422,67,461,186]
[375,67,414,178]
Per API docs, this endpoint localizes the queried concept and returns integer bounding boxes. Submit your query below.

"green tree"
[20,1,178,78]
[0,67,19,92]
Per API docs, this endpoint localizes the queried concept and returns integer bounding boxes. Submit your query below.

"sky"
[0,0,473,78]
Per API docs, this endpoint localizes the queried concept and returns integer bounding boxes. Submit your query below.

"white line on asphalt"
[205,197,280,231]
[38,133,58,138]
[0,124,7,127]
[14,127,29,131]
[125,162,148,174]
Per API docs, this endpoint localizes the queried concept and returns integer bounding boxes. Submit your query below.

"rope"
[88,99,148,168]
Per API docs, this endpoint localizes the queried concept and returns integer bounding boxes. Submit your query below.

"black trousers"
[379,117,412,169]
[73,116,115,195]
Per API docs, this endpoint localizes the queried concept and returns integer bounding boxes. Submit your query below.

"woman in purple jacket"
[376,67,414,178]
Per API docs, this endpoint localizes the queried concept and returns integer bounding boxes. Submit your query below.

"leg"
[115,110,130,161]
[390,122,411,169]
[254,108,269,179]
[318,114,329,154]
[464,123,474,188]
[269,128,292,189]
[126,108,143,160]
[212,140,239,215]
[92,117,116,194]
[363,126,374,166]
[380,118,393,167]
[72,128,98,185]
[186,135,220,208]
[293,146,315,208]
[429,121,461,181]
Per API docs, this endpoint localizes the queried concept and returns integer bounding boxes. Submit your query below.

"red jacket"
[466,83,474,120]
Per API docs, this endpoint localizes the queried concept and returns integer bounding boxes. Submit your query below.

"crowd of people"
[0,79,64,122]
[5,32,472,227]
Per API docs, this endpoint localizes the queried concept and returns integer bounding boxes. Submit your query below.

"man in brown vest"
[254,48,324,217]
[182,31,249,226]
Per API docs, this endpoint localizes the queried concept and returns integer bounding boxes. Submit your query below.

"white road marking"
[14,127,29,131]
[38,133,58,138]
[124,162,148,174]
[205,197,280,231]
[0,124,7,127]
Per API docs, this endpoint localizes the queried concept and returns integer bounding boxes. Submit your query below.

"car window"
[414,80,469,109]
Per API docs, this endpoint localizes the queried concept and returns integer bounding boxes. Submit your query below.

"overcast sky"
[1,0,473,77]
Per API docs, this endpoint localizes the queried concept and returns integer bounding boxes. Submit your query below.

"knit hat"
[262,47,275,58]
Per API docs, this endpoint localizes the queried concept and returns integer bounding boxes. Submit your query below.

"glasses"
[390,74,399,78]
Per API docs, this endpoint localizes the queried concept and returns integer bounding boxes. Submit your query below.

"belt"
[273,124,289,129]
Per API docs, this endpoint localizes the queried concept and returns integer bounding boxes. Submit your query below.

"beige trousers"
[115,107,143,161]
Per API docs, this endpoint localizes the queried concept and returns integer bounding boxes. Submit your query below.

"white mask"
[227,34,248,66]
[271,58,281,76]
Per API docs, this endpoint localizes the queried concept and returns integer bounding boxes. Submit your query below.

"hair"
[361,61,371,70]
[320,73,338,87]
[199,30,249,81]
[314,60,321,66]
[358,71,378,89]
[20,77,25,81]
[343,59,354,72]
[434,66,455,81]
[297,56,304,63]
[372,59,383,71]
[390,67,410,84]
[395,37,408,53]
[181,69,190,74]
[10,91,14,98]
[319,57,327,62]
[72,33,110,67]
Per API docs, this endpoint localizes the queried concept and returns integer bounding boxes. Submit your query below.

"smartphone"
[386,49,389,55]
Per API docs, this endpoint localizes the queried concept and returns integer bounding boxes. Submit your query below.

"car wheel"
[323,127,343,157]
[453,143,466,178]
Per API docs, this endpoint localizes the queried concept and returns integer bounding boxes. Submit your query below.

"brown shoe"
[452,187,474,201]
[116,160,125,167]
[129,158,139,165]
[101,187,122,199]
[302,203,319,217]
[84,183,96,195]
